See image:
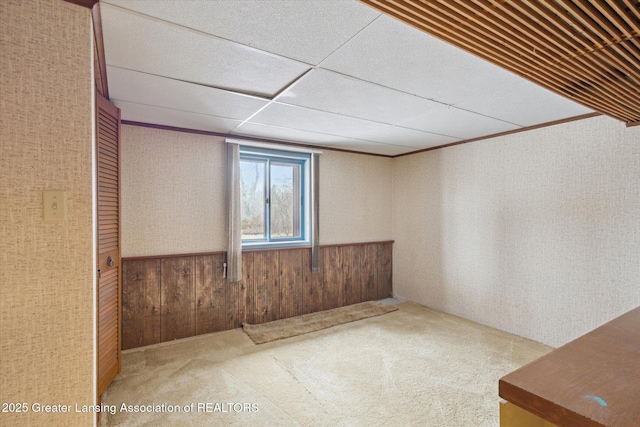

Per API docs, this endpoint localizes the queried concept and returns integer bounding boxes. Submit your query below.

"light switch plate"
[43,191,67,222]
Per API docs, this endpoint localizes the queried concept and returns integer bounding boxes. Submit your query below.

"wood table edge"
[499,379,605,427]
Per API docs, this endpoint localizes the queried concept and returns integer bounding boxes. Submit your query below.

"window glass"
[240,159,266,240]
[239,146,310,248]
[270,163,301,238]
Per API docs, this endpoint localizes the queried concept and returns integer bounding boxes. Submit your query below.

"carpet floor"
[100,301,551,426]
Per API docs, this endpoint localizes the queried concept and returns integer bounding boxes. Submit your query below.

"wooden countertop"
[499,306,640,427]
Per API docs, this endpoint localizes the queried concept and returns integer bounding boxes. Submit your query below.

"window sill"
[241,241,312,251]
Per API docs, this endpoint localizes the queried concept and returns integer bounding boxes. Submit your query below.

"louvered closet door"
[96,92,121,396]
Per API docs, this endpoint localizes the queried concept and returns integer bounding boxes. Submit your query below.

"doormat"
[242,301,398,344]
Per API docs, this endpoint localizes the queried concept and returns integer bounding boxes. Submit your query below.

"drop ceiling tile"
[279,69,520,144]
[321,14,591,120]
[101,3,310,98]
[102,0,592,156]
[250,103,459,147]
[103,0,380,65]
[115,100,242,133]
[108,66,269,121]
[399,105,521,140]
[319,15,488,104]
[278,69,454,129]
[454,81,594,126]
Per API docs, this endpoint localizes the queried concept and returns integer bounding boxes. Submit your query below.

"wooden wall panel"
[322,246,344,310]
[122,259,161,350]
[122,241,392,349]
[195,254,226,335]
[342,245,362,306]
[225,280,240,330]
[361,244,378,302]
[238,252,255,326]
[161,257,195,341]
[302,249,324,314]
[279,249,303,319]
[254,251,280,324]
[377,242,393,300]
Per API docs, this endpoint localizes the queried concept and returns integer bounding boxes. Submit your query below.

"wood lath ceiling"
[360,0,640,127]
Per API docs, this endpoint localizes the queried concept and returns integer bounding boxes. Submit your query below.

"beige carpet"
[100,301,551,427]
[242,301,398,344]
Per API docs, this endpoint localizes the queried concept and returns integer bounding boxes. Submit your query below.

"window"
[239,146,311,248]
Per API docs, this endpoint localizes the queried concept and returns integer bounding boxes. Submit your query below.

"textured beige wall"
[121,127,394,256]
[319,150,393,245]
[393,115,640,347]
[0,1,94,426]
[121,125,227,257]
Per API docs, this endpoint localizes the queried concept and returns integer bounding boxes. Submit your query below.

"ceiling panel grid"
[101,0,601,156]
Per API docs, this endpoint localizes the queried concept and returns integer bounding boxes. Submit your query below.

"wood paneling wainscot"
[160,257,195,342]
[121,241,393,350]
[195,255,226,336]
[122,259,161,348]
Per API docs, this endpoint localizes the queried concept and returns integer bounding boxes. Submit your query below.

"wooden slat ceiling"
[360,0,640,127]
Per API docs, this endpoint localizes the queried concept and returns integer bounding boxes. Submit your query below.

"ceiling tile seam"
[265,100,475,140]
[315,67,526,127]
[236,117,442,150]
[101,2,316,68]
[106,65,273,101]
[317,67,458,107]
[110,98,244,123]
[315,13,383,67]
[230,69,316,133]
[443,105,526,128]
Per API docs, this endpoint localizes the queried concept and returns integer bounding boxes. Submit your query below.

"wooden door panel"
[98,268,119,393]
[96,92,121,397]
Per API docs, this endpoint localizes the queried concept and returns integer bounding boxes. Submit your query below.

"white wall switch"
[43,191,67,221]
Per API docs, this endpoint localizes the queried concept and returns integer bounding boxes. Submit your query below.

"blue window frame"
[239,146,311,249]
